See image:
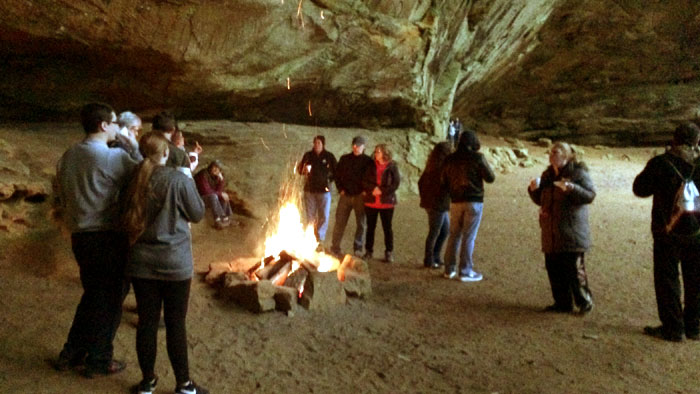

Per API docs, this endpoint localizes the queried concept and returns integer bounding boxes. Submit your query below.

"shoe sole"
[459,276,482,282]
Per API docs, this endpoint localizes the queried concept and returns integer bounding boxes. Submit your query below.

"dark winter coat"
[419,166,450,212]
[334,152,374,196]
[440,150,495,203]
[633,149,700,238]
[297,150,337,193]
[528,161,596,254]
[362,160,400,206]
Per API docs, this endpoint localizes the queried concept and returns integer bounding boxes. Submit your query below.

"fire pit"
[205,201,371,314]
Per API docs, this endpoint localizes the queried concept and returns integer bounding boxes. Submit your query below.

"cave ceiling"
[1,0,699,145]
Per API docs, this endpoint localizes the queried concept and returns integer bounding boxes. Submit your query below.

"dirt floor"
[1,121,699,394]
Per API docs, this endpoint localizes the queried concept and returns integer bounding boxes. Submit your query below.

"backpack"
[665,160,700,235]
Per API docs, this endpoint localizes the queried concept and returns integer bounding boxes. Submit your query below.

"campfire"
[205,182,371,314]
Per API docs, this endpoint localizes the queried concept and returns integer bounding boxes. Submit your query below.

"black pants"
[365,207,394,254]
[60,231,129,368]
[544,252,593,311]
[653,235,700,337]
[132,277,191,385]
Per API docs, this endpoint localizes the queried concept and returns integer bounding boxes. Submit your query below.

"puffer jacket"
[528,161,596,253]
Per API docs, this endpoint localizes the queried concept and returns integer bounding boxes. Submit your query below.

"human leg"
[132,278,163,382]
[202,194,226,220]
[162,279,192,386]
[69,231,127,373]
[423,209,442,267]
[651,236,683,338]
[303,191,317,230]
[434,211,449,267]
[351,195,367,253]
[457,202,483,277]
[680,241,700,338]
[364,207,379,256]
[570,252,593,312]
[444,203,465,276]
[379,208,394,255]
[330,194,352,254]
[316,192,331,242]
[544,253,573,311]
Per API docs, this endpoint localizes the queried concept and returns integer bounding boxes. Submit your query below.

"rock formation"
[1,1,699,143]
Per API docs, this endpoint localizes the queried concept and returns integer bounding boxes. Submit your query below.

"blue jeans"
[303,191,331,241]
[444,202,483,276]
[424,209,449,267]
[202,193,232,220]
[331,193,366,254]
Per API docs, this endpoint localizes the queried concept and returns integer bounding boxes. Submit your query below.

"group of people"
[54,103,210,394]
[53,101,700,394]
[296,135,401,263]
[421,120,700,344]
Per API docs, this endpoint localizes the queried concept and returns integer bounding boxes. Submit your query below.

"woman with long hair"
[419,142,453,268]
[122,132,208,394]
[362,143,401,263]
[528,141,596,314]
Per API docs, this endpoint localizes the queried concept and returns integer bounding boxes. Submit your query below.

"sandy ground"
[0,121,699,394]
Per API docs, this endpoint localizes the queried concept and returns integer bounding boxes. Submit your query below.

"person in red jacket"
[194,160,232,229]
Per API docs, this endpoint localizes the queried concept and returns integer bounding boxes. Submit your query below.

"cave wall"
[457,0,700,145]
[0,0,557,136]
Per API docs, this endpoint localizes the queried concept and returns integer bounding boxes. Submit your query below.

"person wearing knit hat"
[330,136,374,257]
[634,121,700,342]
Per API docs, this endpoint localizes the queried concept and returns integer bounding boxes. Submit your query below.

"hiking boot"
[643,325,683,342]
[176,380,209,394]
[82,359,126,378]
[459,270,483,282]
[132,376,158,394]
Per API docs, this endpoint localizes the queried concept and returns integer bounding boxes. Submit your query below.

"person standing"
[362,144,400,263]
[419,142,453,268]
[528,142,595,314]
[121,132,208,394]
[54,102,137,377]
[151,111,202,177]
[297,135,337,248]
[194,160,233,229]
[330,136,374,257]
[441,130,495,282]
[109,110,143,161]
[633,123,700,342]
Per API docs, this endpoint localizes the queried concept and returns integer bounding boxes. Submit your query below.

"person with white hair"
[108,111,143,161]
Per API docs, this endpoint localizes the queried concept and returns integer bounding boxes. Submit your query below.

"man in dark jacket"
[633,122,700,342]
[330,136,374,257]
[440,130,495,282]
[298,135,337,246]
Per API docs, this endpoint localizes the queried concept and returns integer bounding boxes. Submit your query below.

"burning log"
[284,266,309,294]
[256,251,295,280]
[269,261,293,286]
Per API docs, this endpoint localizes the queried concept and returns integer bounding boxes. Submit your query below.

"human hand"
[553,180,573,192]
[193,141,203,154]
[528,177,540,192]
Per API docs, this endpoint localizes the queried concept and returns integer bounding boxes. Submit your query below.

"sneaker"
[578,302,593,315]
[443,271,457,279]
[132,376,158,394]
[459,270,483,282]
[82,359,126,378]
[384,251,394,263]
[213,218,224,230]
[176,380,209,394]
[643,325,683,342]
[431,261,444,269]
